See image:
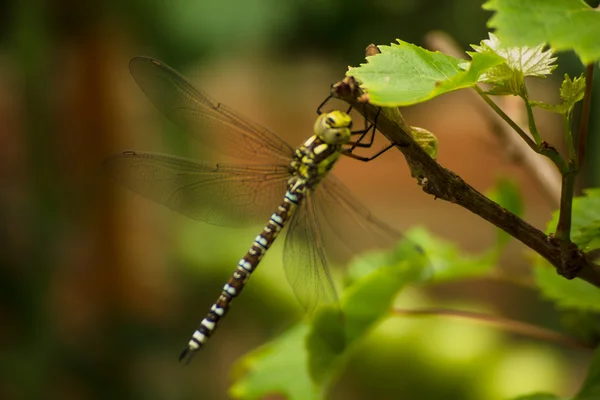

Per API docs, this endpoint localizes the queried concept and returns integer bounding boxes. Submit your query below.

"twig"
[475,87,569,174]
[555,170,577,241]
[523,97,543,146]
[331,77,600,287]
[577,63,594,169]
[475,87,538,150]
[392,307,593,351]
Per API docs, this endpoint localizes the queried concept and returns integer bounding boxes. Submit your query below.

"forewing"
[104,151,289,227]
[283,194,339,314]
[129,57,293,163]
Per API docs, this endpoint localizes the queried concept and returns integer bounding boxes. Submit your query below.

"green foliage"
[347,33,563,107]
[408,227,496,282]
[531,74,586,116]
[560,311,600,344]
[547,189,600,250]
[511,394,563,400]
[534,189,600,311]
[573,221,600,253]
[574,346,600,400]
[230,237,432,399]
[484,0,600,64]
[309,240,429,387]
[487,177,524,248]
[470,33,557,96]
[534,264,600,312]
[229,324,320,400]
[346,40,504,106]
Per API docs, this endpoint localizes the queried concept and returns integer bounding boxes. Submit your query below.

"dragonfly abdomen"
[179,189,304,363]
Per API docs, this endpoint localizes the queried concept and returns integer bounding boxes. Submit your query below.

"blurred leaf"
[347,40,504,106]
[346,235,430,283]
[484,0,600,64]
[573,221,600,252]
[574,346,600,400]
[407,227,496,282]
[532,74,586,115]
[232,238,430,397]
[487,177,524,248]
[511,394,563,400]
[546,189,600,238]
[470,33,557,95]
[342,254,426,343]
[305,307,346,388]
[534,189,600,311]
[229,324,319,400]
[307,241,428,386]
[535,265,600,312]
[560,310,600,344]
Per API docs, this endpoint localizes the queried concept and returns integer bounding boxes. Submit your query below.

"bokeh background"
[2,0,600,399]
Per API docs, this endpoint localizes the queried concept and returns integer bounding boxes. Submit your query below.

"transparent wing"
[104,151,289,227]
[314,174,407,266]
[281,174,424,314]
[283,193,338,314]
[129,57,294,163]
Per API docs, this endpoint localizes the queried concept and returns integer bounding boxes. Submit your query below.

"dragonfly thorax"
[288,112,350,193]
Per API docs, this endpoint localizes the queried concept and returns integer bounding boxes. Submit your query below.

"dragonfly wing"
[314,174,414,266]
[283,193,339,314]
[104,151,289,227]
[129,57,294,163]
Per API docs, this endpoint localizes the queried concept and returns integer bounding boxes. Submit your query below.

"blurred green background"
[2,0,599,399]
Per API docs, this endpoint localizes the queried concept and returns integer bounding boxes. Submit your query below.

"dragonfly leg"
[316,93,359,115]
[343,142,395,162]
[316,95,334,115]
[347,107,382,151]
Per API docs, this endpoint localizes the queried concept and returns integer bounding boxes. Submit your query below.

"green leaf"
[484,0,600,65]
[511,394,563,400]
[534,188,600,312]
[232,236,433,398]
[229,324,320,400]
[408,227,496,282]
[487,177,524,248]
[574,346,600,400]
[560,310,600,344]
[573,221,600,252]
[470,33,557,95]
[531,74,586,115]
[560,73,586,112]
[472,33,557,78]
[305,306,346,387]
[347,40,504,106]
[307,239,428,386]
[546,188,600,249]
[534,264,600,312]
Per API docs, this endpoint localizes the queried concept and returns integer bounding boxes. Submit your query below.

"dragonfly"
[104,57,412,363]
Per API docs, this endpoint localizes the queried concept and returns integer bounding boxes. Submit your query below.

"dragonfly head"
[314,111,352,145]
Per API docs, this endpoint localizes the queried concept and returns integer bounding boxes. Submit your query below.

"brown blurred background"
[1,0,599,399]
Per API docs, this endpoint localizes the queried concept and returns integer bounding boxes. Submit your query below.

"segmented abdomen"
[179,188,304,363]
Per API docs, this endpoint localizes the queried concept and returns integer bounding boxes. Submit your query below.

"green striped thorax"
[288,111,353,192]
